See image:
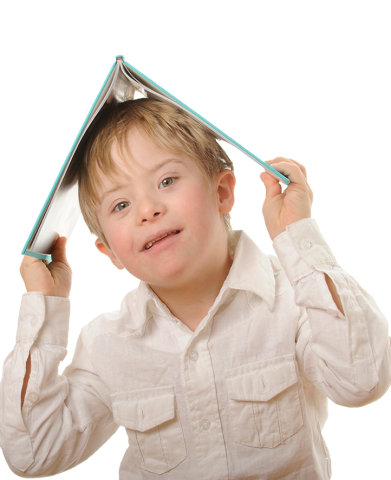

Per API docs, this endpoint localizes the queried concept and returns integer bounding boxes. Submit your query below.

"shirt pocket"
[225,354,303,448]
[111,386,187,474]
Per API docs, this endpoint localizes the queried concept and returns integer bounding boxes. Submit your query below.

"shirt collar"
[131,230,275,330]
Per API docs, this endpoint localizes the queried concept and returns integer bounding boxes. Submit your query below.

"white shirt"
[1,218,390,479]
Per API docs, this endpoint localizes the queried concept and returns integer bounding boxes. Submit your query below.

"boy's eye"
[113,177,178,212]
[160,177,176,186]
[113,202,129,212]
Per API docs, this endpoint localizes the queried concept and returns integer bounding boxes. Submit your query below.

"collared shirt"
[1,218,390,479]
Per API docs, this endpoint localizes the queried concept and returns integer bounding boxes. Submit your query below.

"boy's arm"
[0,293,119,476]
[324,274,344,315]
[273,218,391,406]
[21,353,31,409]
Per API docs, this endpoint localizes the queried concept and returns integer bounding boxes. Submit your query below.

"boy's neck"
[148,250,233,332]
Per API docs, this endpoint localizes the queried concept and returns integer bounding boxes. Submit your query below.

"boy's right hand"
[20,236,72,298]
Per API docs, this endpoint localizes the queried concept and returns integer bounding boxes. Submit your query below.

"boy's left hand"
[260,157,313,241]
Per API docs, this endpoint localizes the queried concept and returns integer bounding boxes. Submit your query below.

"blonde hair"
[78,98,235,257]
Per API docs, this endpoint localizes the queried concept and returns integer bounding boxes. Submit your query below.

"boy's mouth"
[144,230,181,250]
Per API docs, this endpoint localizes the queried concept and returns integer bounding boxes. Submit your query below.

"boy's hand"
[260,158,313,241]
[20,236,72,298]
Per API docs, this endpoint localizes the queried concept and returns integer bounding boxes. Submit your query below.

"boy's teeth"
[145,231,178,250]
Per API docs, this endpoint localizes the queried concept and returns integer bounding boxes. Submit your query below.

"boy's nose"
[142,211,161,223]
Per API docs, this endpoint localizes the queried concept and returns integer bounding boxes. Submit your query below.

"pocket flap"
[226,354,298,402]
[111,386,175,432]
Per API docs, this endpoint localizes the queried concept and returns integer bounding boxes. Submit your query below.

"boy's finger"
[21,254,38,266]
[267,158,308,180]
[20,237,69,271]
[20,252,45,271]
[51,237,68,262]
[260,172,282,200]
[266,161,307,188]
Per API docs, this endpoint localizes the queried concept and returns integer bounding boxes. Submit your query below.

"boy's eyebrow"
[98,158,185,205]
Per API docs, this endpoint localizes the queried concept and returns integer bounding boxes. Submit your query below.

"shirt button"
[201,418,211,430]
[26,392,39,403]
[300,239,312,250]
[30,316,37,326]
[189,351,199,363]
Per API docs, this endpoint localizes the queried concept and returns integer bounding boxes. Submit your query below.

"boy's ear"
[216,169,236,214]
[95,239,124,270]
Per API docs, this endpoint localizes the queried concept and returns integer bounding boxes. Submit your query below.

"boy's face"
[95,126,235,289]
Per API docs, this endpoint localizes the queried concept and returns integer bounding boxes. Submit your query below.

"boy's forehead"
[110,126,182,173]
[95,160,131,190]
[110,126,191,177]
[109,127,144,173]
[96,127,193,194]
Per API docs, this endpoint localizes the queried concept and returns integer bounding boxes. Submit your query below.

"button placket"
[183,328,229,479]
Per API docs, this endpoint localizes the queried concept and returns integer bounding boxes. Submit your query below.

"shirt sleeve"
[0,292,118,477]
[272,218,391,407]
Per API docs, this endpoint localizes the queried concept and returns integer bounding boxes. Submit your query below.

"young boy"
[1,98,390,479]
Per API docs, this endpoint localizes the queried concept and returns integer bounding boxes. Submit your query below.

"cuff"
[16,292,70,347]
[272,218,339,285]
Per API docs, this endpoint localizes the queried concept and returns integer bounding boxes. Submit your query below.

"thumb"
[50,236,69,265]
[259,172,270,190]
[259,171,282,199]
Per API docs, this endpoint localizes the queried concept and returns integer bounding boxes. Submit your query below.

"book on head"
[21,55,290,261]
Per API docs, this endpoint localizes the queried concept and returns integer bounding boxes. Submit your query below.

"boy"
[0,98,390,479]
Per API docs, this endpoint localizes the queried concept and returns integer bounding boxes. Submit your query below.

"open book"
[22,55,290,261]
